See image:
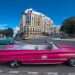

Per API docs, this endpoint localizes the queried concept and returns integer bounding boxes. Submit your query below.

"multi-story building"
[20,8,53,39]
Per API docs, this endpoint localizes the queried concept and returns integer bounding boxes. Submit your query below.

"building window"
[26,15,31,25]
[33,28,34,32]
[38,19,40,26]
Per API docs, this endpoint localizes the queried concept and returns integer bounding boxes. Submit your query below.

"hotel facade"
[20,8,53,39]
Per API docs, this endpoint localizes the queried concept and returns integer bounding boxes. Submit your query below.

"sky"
[0,0,75,28]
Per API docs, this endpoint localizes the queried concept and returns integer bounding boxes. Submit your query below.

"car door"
[32,48,67,64]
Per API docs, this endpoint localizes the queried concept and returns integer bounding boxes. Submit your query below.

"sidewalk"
[52,38,75,41]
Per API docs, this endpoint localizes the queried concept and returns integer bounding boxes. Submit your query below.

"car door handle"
[41,55,48,59]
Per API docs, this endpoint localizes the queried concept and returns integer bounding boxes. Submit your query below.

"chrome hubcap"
[10,61,19,67]
[70,59,75,66]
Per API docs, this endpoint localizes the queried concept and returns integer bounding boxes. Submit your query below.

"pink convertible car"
[0,42,75,67]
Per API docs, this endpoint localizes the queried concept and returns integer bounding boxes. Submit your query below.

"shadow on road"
[0,63,67,68]
[21,64,60,67]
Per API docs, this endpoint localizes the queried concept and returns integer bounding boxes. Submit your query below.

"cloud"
[0,24,8,29]
[0,24,8,26]
[53,25,61,29]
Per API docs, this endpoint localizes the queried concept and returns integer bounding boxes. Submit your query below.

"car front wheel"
[68,58,75,67]
[9,61,20,68]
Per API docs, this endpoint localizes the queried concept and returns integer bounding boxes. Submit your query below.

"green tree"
[60,17,75,37]
[5,28,13,37]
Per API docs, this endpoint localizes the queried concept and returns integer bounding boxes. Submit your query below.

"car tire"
[68,58,75,67]
[9,61,20,68]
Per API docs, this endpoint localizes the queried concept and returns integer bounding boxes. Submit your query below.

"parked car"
[0,42,75,67]
[0,37,14,45]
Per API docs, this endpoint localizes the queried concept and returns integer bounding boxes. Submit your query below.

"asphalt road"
[20,36,75,46]
[0,64,75,75]
[0,37,75,75]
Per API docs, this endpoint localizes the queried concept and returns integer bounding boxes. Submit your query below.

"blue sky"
[0,0,75,28]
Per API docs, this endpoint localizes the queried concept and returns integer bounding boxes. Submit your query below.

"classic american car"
[0,42,75,67]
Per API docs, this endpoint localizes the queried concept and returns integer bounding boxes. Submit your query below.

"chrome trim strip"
[30,58,67,60]
[23,58,67,60]
[22,62,63,64]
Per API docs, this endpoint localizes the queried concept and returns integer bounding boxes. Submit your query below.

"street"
[0,37,75,75]
[0,64,75,75]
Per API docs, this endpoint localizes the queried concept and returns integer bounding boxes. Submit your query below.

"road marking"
[0,70,3,73]
[52,38,75,41]
[8,70,20,74]
[68,73,75,75]
[27,72,39,75]
[47,72,58,75]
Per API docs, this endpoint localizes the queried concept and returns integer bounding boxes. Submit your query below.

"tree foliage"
[0,28,13,37]
[5,28,13,37]
[60,17,75,37]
